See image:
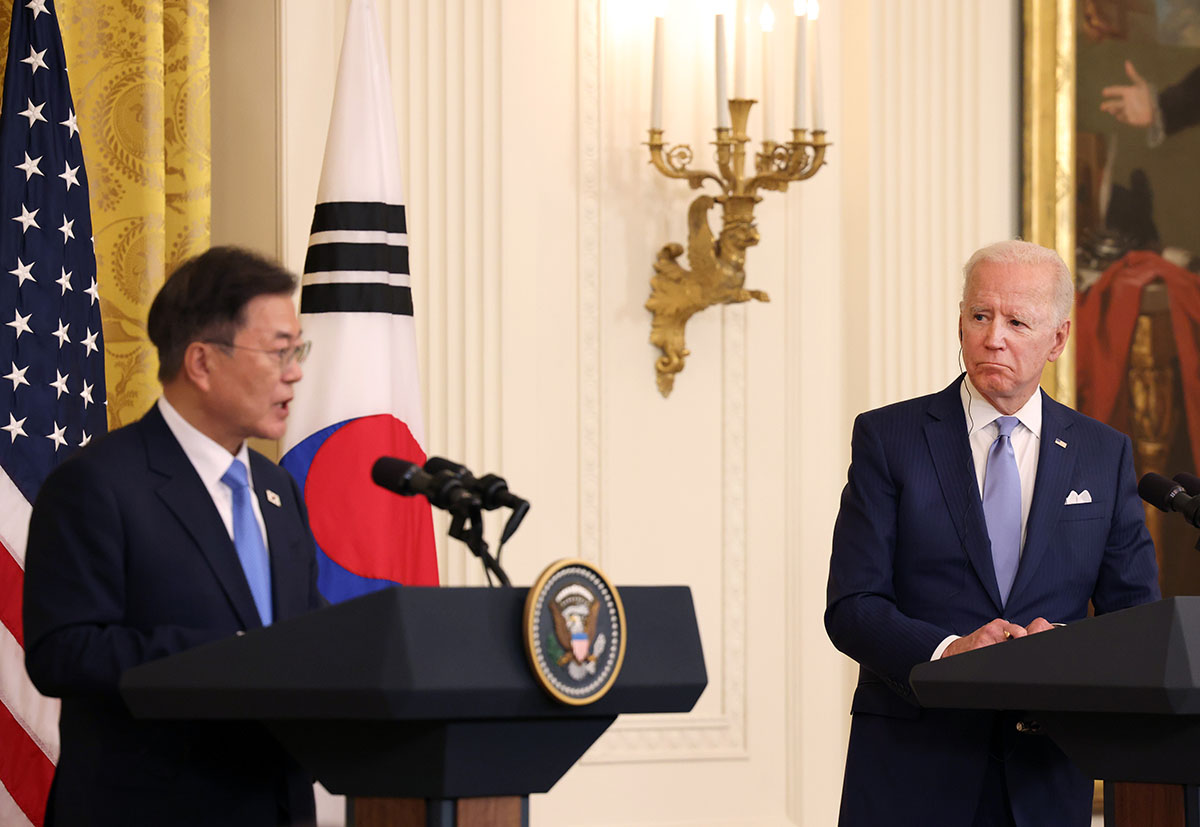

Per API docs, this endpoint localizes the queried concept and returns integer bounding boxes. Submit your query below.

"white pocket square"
[1064,489,1092,505]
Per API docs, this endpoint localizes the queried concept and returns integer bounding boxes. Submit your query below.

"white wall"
[210,1,1019,823]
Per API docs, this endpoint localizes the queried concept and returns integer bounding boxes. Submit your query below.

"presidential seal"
[524,559,626,705]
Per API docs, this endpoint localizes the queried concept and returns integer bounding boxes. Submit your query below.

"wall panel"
[210,1,1023,824]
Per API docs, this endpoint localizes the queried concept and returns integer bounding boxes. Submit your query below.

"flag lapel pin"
[1055,438,1067,449]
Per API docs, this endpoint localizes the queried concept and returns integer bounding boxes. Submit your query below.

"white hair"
[961,239,1074,324]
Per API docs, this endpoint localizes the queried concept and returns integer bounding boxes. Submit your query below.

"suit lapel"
[1009,390,1077,603]
[140,407,264,630]
[924,378,1005,614]
[250,454,307,623]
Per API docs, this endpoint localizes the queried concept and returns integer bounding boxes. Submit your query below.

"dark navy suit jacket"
[825,377,1159,827]
[23,405,325,826]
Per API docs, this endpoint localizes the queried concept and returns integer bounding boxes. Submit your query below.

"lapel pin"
[1054,438,1067,449]
[266,489,282,507]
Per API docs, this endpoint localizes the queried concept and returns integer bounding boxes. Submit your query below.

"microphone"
[371,457,480,513]
[1174,472,1200,497]
[1138,472,1200,528]
[424,457,531,544]
[424,457,528,512]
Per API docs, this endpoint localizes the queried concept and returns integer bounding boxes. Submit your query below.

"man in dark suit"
[825,240,1159,827]
[23,247,325,826]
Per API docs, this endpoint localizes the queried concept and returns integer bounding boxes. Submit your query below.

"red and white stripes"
[0,467,56,827]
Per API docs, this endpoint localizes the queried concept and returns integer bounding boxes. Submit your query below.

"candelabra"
[645,98,829,397]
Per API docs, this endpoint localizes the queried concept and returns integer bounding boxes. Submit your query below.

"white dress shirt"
[931,377,1045,660]
[157,396,269,550]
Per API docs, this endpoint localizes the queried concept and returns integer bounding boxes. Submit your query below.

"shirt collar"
[960,374,1043,440]
[157,395,253,489]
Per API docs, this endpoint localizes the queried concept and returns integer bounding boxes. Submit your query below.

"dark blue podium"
[120,585,707,827]
[910,597,1200,827]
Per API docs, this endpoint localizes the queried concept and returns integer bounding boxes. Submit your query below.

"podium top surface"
[910,597,1200,714]
[121,584,706,722]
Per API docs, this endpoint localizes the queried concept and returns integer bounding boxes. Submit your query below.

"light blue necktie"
[983,416,1022,607]
[221,458,273,625]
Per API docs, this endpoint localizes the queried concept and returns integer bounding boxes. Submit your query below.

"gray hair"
[961,239,1074,324]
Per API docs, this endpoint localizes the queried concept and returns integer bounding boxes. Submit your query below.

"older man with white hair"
[826,240,1159,827]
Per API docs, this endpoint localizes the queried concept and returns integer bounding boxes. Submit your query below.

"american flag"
[0,1,106,824]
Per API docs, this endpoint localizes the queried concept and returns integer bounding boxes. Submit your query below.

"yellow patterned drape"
[0,0,211,428]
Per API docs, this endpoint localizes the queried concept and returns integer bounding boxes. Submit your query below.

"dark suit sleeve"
[1159,66,1200,136]
[1092,433,1160,614]
[825,413,953,698]
[23,458,225,699]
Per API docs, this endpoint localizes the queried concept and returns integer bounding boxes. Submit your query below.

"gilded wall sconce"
[645,3,830,396]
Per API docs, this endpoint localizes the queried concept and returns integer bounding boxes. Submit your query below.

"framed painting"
[1024,0,1200,598]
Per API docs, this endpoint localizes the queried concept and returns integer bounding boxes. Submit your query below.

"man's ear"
[182,341,217,391]
[1046,319,1071,363]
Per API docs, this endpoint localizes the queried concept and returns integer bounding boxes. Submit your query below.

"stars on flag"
[21,46,47,75]
[45,420,67,450]
[59,160,78,188]
[7,309,32,338]
[16,151,42,180]
[49,370,69,398]
[3,413,27,443]
[50,319,69,347]
[9,258,34,286]
[1,0,108,498]
[18,98,46,127]
[13,204,39,232]
[60,107,78,138]
[4,363,29,390]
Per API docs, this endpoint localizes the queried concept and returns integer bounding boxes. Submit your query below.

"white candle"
[761,4,775,139]
[792,0,806,129]
[810,0,823,129]
[734,0,747,98]
[651,14,665,129]
[715,14,730,128]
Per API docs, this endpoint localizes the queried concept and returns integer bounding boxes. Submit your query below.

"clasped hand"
[942,617,1055,658]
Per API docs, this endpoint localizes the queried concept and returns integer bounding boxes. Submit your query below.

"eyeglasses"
[204,339,312,368]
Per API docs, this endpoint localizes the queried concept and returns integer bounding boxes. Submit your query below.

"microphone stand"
[448,503,511,587]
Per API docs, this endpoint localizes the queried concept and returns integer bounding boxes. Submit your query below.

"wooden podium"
[120,585,707,826]
[910,597,1200,827]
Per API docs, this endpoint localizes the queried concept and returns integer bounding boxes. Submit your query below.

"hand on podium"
[942,616,1055,658]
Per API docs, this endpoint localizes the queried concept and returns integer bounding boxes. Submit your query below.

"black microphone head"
[424,456,477,485]
[1174,472,1200,497]
[372,456,422,495]
[1138,472,1185,513]
[424,469,481,512]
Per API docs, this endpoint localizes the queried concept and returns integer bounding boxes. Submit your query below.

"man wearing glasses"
[23,246,325,826]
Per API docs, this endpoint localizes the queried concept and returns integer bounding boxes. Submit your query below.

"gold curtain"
[0,0,211,428]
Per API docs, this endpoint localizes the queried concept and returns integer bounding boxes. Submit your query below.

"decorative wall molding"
[581,1,748,765]
[577,0,602,566]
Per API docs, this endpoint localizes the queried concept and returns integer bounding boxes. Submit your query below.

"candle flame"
[793,0,805,16]
[651,0,668,16]
[760,3,775,31]
[809,0,820,20]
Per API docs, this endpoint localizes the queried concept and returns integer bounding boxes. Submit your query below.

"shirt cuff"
[931,634,960,660]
